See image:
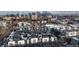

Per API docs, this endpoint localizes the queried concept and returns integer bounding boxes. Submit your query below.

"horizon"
[0,11,79,15]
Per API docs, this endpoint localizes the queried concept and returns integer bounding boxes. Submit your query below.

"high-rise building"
[32,12,38,20]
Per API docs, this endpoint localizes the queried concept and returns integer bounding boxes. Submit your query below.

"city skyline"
[0,11,79,15]
[0,11,79,47]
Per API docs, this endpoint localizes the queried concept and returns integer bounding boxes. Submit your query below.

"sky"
[0,11,79,15]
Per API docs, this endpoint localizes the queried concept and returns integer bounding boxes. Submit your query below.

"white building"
[45,24,66,30]
[42,20,47,24]
[51,18,57,21]
[32,12,38,20]
[18,40,25,45]
[42,37,49,42]
[18,22,31,26]
[66,31,77,37]
[50,36,57,42]
[0,21,6,27]
[69,24,79,30]
[27,40,29,44]
[31,37,38,44]
[3,17,12,21]
[18,22,31,30]
[8,41,16,46]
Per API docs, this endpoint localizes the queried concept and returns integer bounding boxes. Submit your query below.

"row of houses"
[13,22,79,38]
[7,34,57,47]
[45,23,79,37]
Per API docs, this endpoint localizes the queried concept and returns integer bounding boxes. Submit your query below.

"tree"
[21,14,24,17]
[6,14,9,17]
[10,14,15,17]
[16,13,19,17]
